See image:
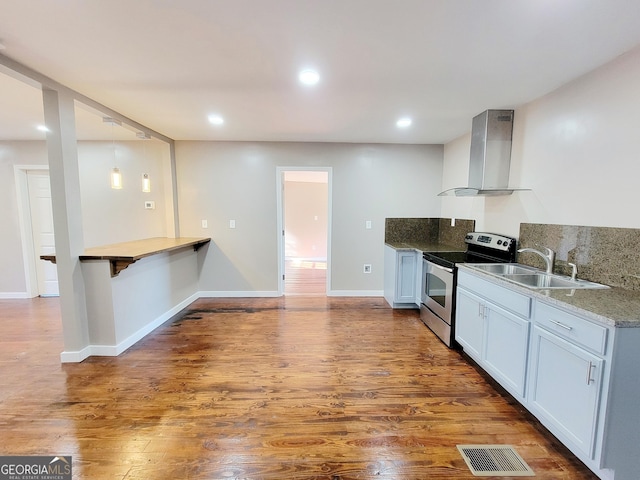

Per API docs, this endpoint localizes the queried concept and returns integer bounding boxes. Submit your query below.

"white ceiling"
[2,0,640,143]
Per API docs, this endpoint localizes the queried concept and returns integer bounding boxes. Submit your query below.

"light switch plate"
[201,219,208,228]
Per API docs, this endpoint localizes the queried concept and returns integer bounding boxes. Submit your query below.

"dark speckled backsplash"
[385,218,475,249]
[519,223,640,291]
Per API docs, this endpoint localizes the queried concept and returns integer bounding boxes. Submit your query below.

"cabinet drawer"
[535,302,608,355]
[458,270,531,319]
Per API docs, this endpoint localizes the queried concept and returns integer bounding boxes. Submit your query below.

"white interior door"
[27,172,59,297]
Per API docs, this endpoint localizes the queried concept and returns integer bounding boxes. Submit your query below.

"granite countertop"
[385,241,463,253]
[458,264,640,328]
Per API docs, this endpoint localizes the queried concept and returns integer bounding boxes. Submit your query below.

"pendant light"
[111,167,123,189]
[104,117,123,189]
[142,173,151,193]
[137,131,151,192]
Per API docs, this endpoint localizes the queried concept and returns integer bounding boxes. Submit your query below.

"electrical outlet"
[201,219,208,228]
[144,201,155,209]
[365,220,372,229]
[363,264,372,273]
[229,219,236,229]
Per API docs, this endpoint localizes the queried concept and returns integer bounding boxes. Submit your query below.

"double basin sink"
[469,263,610,290]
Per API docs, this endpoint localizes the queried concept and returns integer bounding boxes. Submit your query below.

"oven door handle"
[430,263,454,274]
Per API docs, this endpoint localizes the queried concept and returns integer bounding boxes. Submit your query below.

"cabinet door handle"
[586,361,595,385]
[549,319,573,331]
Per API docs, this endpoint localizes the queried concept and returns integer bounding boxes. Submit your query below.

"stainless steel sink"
[500,273,608,289]
[470,263,539,275]
[469,264,610,290]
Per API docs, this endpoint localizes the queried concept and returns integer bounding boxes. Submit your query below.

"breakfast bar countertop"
[41,237,211,277]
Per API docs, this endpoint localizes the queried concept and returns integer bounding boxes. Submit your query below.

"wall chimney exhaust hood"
[439,109,529,197]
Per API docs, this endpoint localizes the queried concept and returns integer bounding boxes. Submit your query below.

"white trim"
[60,346,92,363]
[55,289,391,363]
[327,290,384,297]
[0,292,30,299]
[199,290,281,298]
[14,165,50,298]
[276,166,333,296]
[112,291,199,355]
[59,292,200,362]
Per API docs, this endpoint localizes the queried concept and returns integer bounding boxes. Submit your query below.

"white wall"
[77,140,170,247]
[176,141,444,295]
[441,46,640,237]
[1,139,173,297]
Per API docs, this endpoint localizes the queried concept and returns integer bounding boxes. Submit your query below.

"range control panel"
[464,232,516,252]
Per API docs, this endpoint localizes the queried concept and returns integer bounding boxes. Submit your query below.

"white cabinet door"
[528,325,604,459]
[395,251,417,303]
[455,287,484,361]
[383,246,418,308]
[483,304,530,399]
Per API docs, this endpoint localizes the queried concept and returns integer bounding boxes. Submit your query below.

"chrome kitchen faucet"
[517,246,556,274]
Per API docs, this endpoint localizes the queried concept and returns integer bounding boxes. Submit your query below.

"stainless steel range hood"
[439,109,529,197]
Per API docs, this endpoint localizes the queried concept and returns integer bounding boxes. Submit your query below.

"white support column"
[42,87,91,361]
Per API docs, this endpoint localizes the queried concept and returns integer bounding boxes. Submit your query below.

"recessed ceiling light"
[36,125,50,132]
[396,117,412,128]
[299,69,320,86]
[208,114,224,126]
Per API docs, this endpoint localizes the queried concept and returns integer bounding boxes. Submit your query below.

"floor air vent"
[457,445,535,476]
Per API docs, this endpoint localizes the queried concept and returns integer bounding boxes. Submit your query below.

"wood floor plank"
[0,296,597,479]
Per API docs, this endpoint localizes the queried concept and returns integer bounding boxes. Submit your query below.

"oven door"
[421,258,454,323]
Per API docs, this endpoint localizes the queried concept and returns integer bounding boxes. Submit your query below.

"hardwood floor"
[0,296,597,479]
[285,258,327,295]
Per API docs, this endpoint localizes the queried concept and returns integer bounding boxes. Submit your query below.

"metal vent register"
[457,445,534,476]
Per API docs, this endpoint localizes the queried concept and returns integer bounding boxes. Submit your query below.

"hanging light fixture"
[137,131,152,193]
[111,168,123,189]
[141,173,151,193]
[104,117,123,189]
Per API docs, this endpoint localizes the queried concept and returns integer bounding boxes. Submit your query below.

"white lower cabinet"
[528,325,604,459]
[456,267,640,480]
[383,245,418,308]
[456,270,531,400]
[483,303,530,399]
[455,287,485,360]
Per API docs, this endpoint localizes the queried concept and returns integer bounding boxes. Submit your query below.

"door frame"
[14,164,50,298]
[276,166,333,296]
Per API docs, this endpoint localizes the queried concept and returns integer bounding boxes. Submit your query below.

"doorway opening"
[277,168,331,296]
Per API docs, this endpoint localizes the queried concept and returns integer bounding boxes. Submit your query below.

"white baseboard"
[60,292,199,363]
[58,290,384,363]
[0,292,31,299]
[112,292,199,355]
[327,290,384,297]
[60,346,92,363]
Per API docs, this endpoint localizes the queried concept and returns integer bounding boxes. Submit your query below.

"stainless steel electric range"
[420,232,517,347]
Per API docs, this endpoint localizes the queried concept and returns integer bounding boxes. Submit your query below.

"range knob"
[497,240,503,245]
